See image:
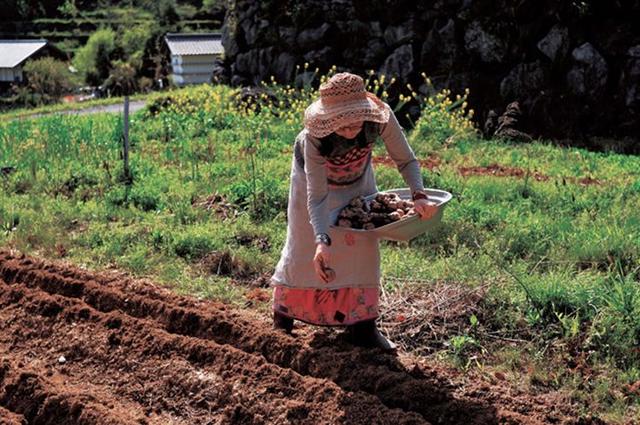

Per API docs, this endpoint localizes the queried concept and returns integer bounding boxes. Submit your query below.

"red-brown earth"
[0,250,605,424]
[372,155,602,186]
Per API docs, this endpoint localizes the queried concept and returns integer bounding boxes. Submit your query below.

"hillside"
[0,0,224,57]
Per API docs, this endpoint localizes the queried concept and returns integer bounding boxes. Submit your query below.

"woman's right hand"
[313,243,335,283]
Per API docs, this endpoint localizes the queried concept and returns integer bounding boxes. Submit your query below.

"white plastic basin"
[329,187,453,242]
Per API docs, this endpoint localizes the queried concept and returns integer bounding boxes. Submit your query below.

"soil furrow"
[0,251,588,424]
[0,405,25,425]
[0,278,428,424]
[0,252,459,419]
[0,358,145,425]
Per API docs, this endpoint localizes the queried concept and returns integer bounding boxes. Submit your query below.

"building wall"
[171,63,216,74]
[0,67,22,82]
[170,54,221,86]
[171,54,218,66]
[172,73,213,85]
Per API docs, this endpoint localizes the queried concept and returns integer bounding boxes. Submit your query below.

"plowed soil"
[0,250,602,424]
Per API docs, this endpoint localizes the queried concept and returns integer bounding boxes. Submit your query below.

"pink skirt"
[273,286,379,326]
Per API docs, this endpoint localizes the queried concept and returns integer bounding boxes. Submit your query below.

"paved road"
[14,99,147,120]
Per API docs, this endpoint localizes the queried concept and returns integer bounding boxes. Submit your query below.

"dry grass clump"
[379,279,488,355]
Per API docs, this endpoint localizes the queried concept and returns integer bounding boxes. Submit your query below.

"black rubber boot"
[347,319,397,352]
[273,311,294,334]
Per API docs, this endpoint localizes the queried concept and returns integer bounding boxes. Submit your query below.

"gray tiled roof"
[0,39,48,68]
[165,33,223,56]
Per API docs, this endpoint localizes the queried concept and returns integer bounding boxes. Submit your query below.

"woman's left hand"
[413,198,438,221]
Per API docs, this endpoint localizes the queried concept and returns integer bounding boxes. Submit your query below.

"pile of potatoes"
[336,192,417,230]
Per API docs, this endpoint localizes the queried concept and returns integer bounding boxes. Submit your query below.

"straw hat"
[304,72,390,138]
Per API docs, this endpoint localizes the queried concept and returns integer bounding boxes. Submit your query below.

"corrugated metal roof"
[0,39,48,68]
[165,33,224,56]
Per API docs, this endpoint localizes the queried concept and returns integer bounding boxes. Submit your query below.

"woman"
[270,72,437,350]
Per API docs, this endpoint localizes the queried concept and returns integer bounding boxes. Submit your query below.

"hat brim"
[304,92,390,138]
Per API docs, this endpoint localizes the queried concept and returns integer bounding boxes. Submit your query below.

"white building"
[164,33,223,86]
[0,39,48,83]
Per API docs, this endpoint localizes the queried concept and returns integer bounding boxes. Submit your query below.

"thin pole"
[123,95,130,183]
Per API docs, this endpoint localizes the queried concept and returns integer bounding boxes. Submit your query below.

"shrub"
[102,60,138,96]
[22,57,77,105]
[173,233,214,260]
[105,186,129,208]
[409,74,477,150]
[130,185,162,212]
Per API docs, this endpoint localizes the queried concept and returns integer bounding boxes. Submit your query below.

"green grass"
[1,81,639,421]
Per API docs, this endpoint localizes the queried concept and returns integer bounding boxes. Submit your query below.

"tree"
[57,0,78,18]
[102,60,138,96]
[73,28,117,86]
[120,22,155,69]
[23,57,77,104]
[154,0,179,26]
[202,0,225,14]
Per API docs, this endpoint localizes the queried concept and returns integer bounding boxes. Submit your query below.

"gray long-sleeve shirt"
[300,106,425,237]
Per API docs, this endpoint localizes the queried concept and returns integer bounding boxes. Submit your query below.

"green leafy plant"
[447,335,481,369]
[23,58,78,105]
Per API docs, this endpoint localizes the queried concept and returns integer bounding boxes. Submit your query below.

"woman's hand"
[313,243,336,283]
[413,198,438,221]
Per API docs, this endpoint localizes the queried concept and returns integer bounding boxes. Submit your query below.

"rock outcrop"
[220,0,640,152]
